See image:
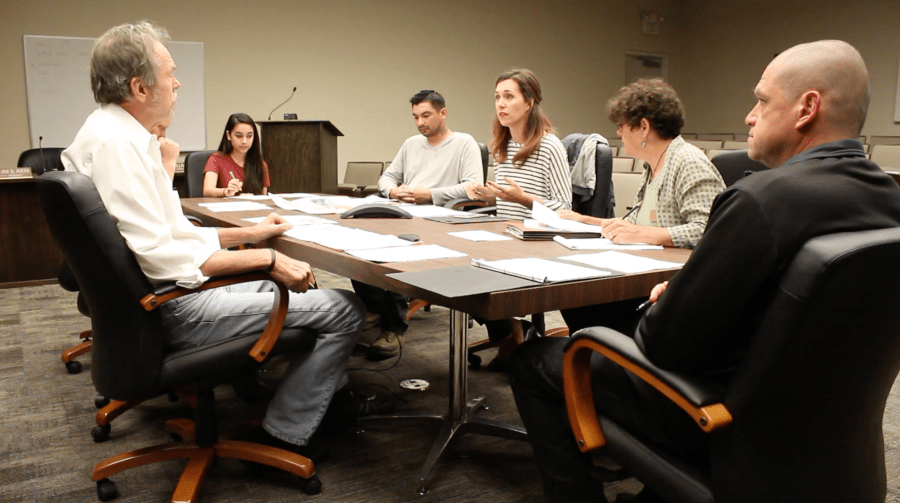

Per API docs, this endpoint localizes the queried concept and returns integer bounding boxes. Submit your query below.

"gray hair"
[90,21,170,105]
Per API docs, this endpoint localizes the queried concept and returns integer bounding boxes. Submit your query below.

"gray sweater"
[377,132,483,206]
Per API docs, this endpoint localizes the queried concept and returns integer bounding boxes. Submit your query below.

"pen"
[636,299,653,313]
[621,201,643,220]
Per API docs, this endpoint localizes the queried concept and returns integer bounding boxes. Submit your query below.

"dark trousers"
[509,336,709,502]
[560,297,647,336]
[350,280,409,334]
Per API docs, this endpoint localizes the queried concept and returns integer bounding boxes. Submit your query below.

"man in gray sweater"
[359,90,483,359]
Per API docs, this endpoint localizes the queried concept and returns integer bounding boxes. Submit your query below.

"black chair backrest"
[37,171,166,400]
[18,148,65,175]
[709,149,768,187]
[562,134,615,218]
[477,142,489,183]
[713,227,900,502]
[184,150,216,198]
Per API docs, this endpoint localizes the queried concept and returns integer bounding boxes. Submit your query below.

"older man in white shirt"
[62,21,371,461]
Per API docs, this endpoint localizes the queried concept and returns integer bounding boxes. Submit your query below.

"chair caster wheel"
[96,478,118,501]
[468,354,482,369]
[92,424,111,443]
[65,360,82,374]
[300,475,322,495]
[94,395,110,409]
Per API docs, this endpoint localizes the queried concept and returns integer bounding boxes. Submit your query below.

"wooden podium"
[257,121,342,194]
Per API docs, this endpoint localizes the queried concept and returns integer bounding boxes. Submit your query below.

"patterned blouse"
[628,136,725,248]
[494,134,572,220]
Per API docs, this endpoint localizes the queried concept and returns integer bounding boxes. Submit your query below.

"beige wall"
[2,0,900,175]
[0,0,683,174]
[678,0,900,138]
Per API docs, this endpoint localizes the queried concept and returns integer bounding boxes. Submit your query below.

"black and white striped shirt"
[495,134,572,220]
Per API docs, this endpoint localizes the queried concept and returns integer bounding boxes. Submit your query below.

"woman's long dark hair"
[216,113,265,194]
[490,69,553,167]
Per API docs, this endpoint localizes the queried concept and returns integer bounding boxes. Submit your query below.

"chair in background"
[870,144,900,170]
[18,147,65,175]
[338,161,384,197]
[611,172,644,218]
[563,227,900,503]
[709,150,768,187]
[443,142,493,212]
[38,171,322,501]
[612,157,636,173]
[733,133,749,141]
[705,149,729,160]
[721,141,748,150]
[183,150,216,198]
[680,133,697,140]
[697,133,733,141]
[685,140,723,151]
[607,138,624,148]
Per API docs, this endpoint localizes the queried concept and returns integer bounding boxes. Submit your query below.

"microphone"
[268,86,297,120]
[37,136,45,175]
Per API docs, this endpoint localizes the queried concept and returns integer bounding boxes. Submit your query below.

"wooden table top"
[182,198,691,320]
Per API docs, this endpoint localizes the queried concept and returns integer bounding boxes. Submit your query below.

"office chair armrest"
[186,215,204,227]
[140,272,288,363]
[562,327,732,453]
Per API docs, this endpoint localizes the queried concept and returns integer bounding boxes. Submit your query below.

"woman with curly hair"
[559,79,725,336]
[561,78,724,249]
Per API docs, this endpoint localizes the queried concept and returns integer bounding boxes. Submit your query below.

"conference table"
[181,198,690,493]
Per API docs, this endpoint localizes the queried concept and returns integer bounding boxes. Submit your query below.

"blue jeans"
[158,280,365,446]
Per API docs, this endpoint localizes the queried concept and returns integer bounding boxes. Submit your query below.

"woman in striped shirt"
[467,69,572,370]
[468,69,572,218]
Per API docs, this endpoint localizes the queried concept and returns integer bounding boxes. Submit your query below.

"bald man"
[508,40,900,503]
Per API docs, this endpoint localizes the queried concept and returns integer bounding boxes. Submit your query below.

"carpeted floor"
[2,271,900,502]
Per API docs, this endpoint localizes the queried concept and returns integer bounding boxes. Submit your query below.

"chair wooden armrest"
[139,273,288,363]
[562,327,732,453]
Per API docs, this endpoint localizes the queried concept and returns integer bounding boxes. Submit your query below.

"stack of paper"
[198,201,272,212]
[560,251,683,274]
[471,257,611,283]
[505,202,605,240]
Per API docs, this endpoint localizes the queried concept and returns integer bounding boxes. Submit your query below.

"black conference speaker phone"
[340,203,412,219]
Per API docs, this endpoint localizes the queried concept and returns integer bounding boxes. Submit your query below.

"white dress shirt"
[62,104,220,288]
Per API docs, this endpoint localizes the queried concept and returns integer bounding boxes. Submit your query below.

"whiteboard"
[23,35,206,150]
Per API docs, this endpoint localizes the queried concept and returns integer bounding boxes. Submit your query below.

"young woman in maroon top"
[203,113,271,197]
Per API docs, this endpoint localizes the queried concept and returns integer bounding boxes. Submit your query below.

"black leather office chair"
[443,142,494,212]
[563,227,900,503]
[18,147,65,175]
[37,171,322,501]
[562,133,615,219]
[183,150,216,198]
[709,149,768,187]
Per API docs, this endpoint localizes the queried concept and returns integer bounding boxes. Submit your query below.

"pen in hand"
[621,201,643,220]
[636,299,653,313]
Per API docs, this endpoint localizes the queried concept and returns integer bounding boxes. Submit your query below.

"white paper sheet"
[559,250,683,274]
[531,201,605,233]
[283,224,415,251]
[448,230,513,242]
[472,257,611,283]
[198,201,272,212]
[243,215,336,226]
[553,235,663,251]
[347,244,467,263]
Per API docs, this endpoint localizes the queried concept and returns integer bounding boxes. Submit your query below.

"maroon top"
[203,152,270,193]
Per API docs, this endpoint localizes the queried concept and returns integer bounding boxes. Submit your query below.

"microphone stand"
[268,87,297,120]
